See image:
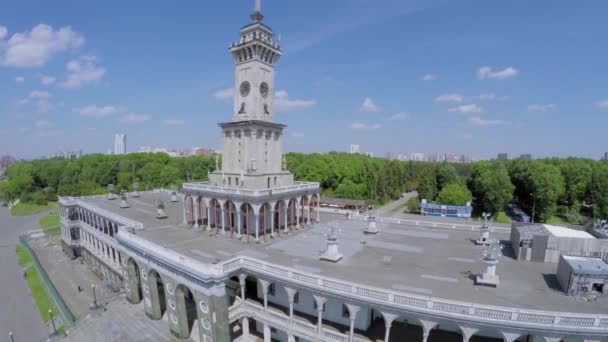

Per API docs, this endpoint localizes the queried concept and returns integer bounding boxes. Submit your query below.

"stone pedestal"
[475,227,490,245]
[320,235,343,263]
[476,258,500,287]
[365,216,379,234]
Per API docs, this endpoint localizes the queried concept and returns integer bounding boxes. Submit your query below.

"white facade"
[114,133,126,155]
[350,144,360,154]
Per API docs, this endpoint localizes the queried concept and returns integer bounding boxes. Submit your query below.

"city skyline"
[1,0,608,159]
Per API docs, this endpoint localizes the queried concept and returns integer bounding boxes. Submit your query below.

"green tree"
[435,184,472,206]
[417,168,437,201]
[436,163,460,191]
[469,161,514,215]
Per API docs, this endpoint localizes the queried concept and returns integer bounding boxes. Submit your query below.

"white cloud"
[34,119,53,129]
[40,75,56,85]
[477,66,519,80]
[422,74,436,81]
[360,97,380,113]
[350,122,382,130]
[389,112,408,121]
[18,90,54,112]
[120,113,150,124]
[468,116,505,126]
[162,119,185,126]
[0,24,84,67]
[75,105,118,118]
[448,104,482,113]
[477,93,496,101]
[436,93,464,103]
[59,56,105,89]
[274,90,316,111]
[291,132,305,138]
[15,76,24,83]
[528,104,557,112]
[213,87,234,101]
[597,100,608,109]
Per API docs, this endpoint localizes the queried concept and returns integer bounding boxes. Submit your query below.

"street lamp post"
[91,284,97,309]
[48,309,56,335]
[9,332,14,342]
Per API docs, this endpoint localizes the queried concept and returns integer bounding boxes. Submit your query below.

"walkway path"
[0,207,50,342]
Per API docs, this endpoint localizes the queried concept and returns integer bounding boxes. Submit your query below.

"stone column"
[182,196,187,224]
[263,323,271,342]
[255,213,260,241]
[285,287,297,323]
[317,194,321,223]
[221,206,226,234]
[313,295,326,335]
[283,205,289,233]
[287,334,296,342]
[501,332,522,342]
[237,209,242,237]
[259,279,270,309]
[295,204,301,229]
[420,320,438,342]
[459,326,479,342]
[307,204,311,224]
[206,202,211,230]
[242,317,250,341]
[345,304,360,342]
[381,312,398,342]
[193,197,200,227]
[270,203,276,237]
[239,274,247,300]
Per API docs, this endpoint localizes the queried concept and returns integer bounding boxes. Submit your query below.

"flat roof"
[563,256,608,276]
[80,192,608,314]
[543,224,596,239]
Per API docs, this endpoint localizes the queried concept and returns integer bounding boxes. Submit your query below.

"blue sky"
[1,0,607,160]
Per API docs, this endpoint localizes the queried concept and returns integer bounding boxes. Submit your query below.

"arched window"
[267,177,271,188]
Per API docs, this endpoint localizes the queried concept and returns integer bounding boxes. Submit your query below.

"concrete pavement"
[0,207,50,342]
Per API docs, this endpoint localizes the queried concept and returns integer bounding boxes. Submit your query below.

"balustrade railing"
[221,256,607,331]
[182,181,320,197]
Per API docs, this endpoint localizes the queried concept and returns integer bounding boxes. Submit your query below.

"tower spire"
[251,0,264,22]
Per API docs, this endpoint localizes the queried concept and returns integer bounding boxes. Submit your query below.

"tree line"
[1,152,607,223]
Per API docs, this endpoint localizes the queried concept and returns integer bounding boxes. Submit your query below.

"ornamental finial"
[251,0,264,22]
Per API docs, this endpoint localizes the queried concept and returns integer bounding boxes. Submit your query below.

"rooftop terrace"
[80,191,608,314]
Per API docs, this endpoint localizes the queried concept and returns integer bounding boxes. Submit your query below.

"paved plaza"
[0,207,49,342]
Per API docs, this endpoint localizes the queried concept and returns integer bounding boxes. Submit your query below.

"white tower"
[209,0,294,190]
[114,134,126,155]
[230,0,282,122]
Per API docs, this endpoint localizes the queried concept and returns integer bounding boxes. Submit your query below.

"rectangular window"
[293,292,299,304]
[268,283,275,296]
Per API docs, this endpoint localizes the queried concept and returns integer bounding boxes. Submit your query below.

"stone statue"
[156,199,168,219]
[107,184,116,200]
[132,182,140,197]
[215,155,219,171]
[282,156,287,170]
[120,190,130,208]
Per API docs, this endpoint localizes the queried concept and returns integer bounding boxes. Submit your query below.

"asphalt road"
[0,207,50,342]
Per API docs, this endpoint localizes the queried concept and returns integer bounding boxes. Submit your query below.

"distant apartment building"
[444,153,456,162]
[364,152,374,157]
[192,147,215,156]
[460,154,472,163]
[114,134,127,155]
[411,152,425,161]
[520,154,533,160]
[349,144,360,154]
[497,153,509,160]
[602,152,608,161]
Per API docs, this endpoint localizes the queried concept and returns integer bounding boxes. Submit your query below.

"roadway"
[0,207,50,342]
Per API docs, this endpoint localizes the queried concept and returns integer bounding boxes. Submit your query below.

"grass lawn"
[16,244,33,265]
[495,211,512,224]
[24,265,58,324]
[10,202,58,216]
[39,212,61,243]
[546,215,570,225]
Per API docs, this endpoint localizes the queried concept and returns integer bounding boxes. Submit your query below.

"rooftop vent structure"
[320,223,343,263]
[156,199,168,219]
[170,190,179,203]
[476,238,503,287]
[107,184,117,200]
[120,191,130,209]
[365,214,379,235]
[475,212,492,245]
[132,182,140,198]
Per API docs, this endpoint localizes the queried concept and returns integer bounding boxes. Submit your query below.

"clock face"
[260,82,269,98]
[239,81,251,97]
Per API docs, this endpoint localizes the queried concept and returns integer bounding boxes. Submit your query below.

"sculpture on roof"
[132,182,140,197]
[475,212,493,245]
[156,199,168,219]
